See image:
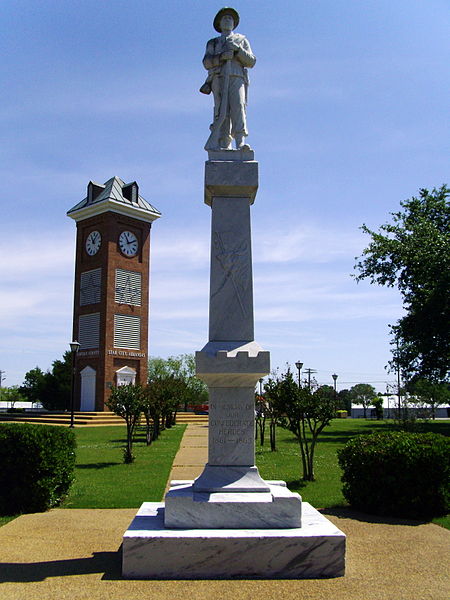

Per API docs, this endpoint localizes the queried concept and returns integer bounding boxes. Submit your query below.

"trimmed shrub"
[0,424,76,515]
[337,431,449,520]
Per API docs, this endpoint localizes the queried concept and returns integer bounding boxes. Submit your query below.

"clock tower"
[67,176,161,411]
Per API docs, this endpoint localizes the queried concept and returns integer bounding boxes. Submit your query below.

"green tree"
[20,353,72,411]
[354,185,450,382]
[142,376,188,444]
[349,383,377,418]
[106,384,144,463]
[148,354,208,410]
[406,379,450,420]
[0,386,25,409]
[371,397,384,420]
[269,371,337,481]
[337,389,352,413]
[255,393,267,446]
[49,353,72,405]
[19,367,46,405]
[261,377,287,451]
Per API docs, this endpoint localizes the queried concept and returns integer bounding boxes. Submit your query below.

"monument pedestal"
[162,345,303,530]
[122,502,345,579]
[165,480,302,529]
[121,153,346,578]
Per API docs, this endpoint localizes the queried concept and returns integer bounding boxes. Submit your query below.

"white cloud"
[152,233,209,270]
[0,237,74,280]
[253,224,364,265]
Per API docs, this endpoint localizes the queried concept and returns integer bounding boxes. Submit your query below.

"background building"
[67,177,160,411]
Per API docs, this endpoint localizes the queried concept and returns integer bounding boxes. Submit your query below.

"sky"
[1,0,449,393]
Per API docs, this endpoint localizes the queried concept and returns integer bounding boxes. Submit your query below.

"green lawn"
[256,418,450,529]
[1,418,448,531]
[63,424,186,508]
[0,515,17,527]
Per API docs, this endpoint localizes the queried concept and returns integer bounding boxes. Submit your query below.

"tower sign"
[67,176,160,411]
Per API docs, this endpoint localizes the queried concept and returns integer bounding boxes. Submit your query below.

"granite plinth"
[204,160,258,206]
[122,502,346,579]
[164,480,302,529]
[200,340,265,357]
[207,148,255,162]
[196,348,270,388]
[192,465,270,492]
[195,348,270,488]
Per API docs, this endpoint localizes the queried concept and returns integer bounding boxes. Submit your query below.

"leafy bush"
[338,431,449,519]
[0,424,76,514]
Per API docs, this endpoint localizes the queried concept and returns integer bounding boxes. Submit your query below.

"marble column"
[193,152,270,493]
[162,151,302,529]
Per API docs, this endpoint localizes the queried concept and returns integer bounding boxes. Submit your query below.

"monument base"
[122,501,345,579]
[192,464,271,493]
[164,480,302,529]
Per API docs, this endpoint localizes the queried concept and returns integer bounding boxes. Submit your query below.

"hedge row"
[338,431,449,520]
[0,424,76,515]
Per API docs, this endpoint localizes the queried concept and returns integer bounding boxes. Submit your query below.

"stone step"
[0,411,208,427]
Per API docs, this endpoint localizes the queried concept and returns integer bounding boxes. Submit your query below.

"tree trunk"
[125,422,134,463]
[145,413,152,446]
[297,437,308,481]
[305,436,318,481]
[260,416,266,446]
[301,418,312,480]
[153,414,160,441]
[270,419,276,451]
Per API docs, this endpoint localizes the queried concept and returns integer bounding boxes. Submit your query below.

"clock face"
[119,230,139,257]
[85,230,101,256]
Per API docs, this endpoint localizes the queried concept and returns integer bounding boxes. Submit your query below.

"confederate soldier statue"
[201,7,256,151]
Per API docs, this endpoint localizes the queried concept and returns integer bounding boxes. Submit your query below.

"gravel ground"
[0,508,448,600]
[1,423,448,599]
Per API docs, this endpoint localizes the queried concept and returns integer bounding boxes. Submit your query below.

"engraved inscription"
[210,404,254,446]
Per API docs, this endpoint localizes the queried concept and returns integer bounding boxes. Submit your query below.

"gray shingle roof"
[67,176,161,218]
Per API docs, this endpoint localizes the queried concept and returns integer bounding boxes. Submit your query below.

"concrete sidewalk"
[0,423,449,600]
[165,422,209,486]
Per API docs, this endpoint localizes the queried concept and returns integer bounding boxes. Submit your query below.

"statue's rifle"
[204,57,231,151]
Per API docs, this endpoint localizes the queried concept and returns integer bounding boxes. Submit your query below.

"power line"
[335,380,396,385]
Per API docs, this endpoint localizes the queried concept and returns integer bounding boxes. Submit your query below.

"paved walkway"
[0,423,449,600]
[165,421,209,487]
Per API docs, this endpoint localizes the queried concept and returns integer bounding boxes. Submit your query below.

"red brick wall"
[72,211,151,411]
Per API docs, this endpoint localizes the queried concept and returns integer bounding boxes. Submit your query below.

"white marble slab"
[207,148,255,162]
[192,465,270,492]
[204,160,258,206]
[122,502,346,579]
[164,481,302,529]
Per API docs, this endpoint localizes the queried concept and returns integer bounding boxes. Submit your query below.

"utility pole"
[396,339,402,419]
[303,368,317,390]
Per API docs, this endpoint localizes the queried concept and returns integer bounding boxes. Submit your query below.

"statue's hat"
[213,7,240,32]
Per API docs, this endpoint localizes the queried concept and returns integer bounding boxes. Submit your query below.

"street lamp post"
[332,373,338,391]
[295,361,303,388]
[332,373,338,403]
[69,341,80,428]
